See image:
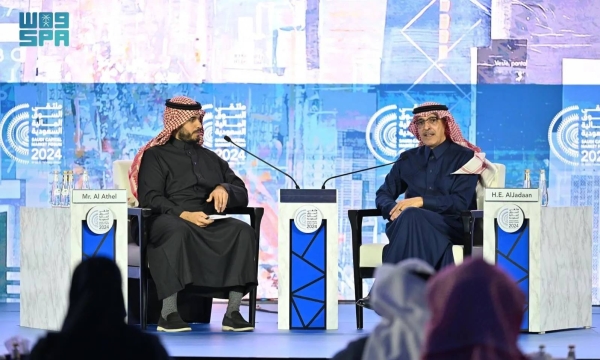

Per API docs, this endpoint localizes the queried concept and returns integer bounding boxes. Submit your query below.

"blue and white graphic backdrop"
[0,0,599,304]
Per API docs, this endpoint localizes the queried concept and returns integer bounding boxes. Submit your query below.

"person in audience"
[128,96,257,332]
[28,257,170,360]
[420,257,528,360]
[362,259,435,360]
[358,102,488,309]
[332,258,436,360]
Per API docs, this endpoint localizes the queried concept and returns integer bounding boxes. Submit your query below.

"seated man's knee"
[151,215,190,239]
[170,227,190,239]
[398,207,422,220]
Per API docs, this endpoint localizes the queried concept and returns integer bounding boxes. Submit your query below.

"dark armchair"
[113,159,263,330]
[128,206,264,330]
[347,208,483,329]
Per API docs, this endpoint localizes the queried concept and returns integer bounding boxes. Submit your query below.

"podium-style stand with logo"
[20,189,128,330]
[482,188,592,333]
[277,189,338,330]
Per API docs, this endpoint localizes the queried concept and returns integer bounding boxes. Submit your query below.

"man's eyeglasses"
[414,117,440,128]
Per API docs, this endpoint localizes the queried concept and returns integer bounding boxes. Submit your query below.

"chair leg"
[249,288,257,327]
[141,270,148,330]
[199,298,213,323]
[354,276,364,329]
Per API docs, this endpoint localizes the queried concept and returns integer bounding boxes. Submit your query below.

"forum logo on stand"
[0,103,63,164]
[548,104,600,166]
[366,105,420,163]
[496,204,525,233]
[293,205,323,234]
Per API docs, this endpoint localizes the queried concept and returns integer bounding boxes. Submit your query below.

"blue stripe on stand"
[82,220,116,261]
[289,219,327,329]
[495,219,529,331]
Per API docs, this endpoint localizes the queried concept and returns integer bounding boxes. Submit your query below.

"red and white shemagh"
[408,102,497,188]
[128,96,206,202]
[421,258,528,360]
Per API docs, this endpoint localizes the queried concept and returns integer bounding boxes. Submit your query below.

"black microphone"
[320,153,408,189]
[223,136,301,189]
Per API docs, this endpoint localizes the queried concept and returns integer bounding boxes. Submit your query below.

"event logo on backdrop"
[0,102,63,164]
[548,104,600,166]
[366,105,420,163]
[202,103,247,165]
[19,12,70,47]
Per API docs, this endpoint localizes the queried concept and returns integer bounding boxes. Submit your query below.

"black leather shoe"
[157,312,192,332]
[356,295,373,310]
[222,311,254,332]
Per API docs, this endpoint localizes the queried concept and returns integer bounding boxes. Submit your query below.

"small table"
[19,190,128,330]
[483,191,593,333]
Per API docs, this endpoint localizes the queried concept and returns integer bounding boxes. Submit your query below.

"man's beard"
[176,128,200,143]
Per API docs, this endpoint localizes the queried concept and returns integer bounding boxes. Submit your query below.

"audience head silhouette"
[62,256,126,333]
[363,258,436,360]
[369,258,434,321]
[421,257,527,360]
[28,257,170,360]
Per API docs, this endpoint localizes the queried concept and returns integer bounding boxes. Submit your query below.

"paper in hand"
[208,214,231,220]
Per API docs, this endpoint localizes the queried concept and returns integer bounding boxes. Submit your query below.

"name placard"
[485,188,539,202]
[72,189,127,204]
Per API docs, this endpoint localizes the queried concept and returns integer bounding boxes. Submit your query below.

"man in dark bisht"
[128,96,257,332]
[28,257,170,360]
[357,102,487,309]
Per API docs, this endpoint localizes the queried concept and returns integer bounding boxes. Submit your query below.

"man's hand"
[389,197,424,221]
[207,185,229,213]
[180,211,214,228]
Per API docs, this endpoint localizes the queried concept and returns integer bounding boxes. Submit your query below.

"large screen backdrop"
[0,0,599,304]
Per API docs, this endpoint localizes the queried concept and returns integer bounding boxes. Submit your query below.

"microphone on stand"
[223,136,301,189]
[320,153,408,189]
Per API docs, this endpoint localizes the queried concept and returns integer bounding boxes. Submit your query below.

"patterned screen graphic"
[0,0,599,304]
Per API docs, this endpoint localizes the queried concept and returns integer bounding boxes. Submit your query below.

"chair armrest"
[348,209,382,274]
[460,210,482,257]
[228,207,264,233]
[228,207,264,272]
[228,206,264,233]
[127,208,152,269]
[348,209,382,247]
[228,207,259,216]
[463,210,483,219]
[128,207,153,218]
[353,209,381,218]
